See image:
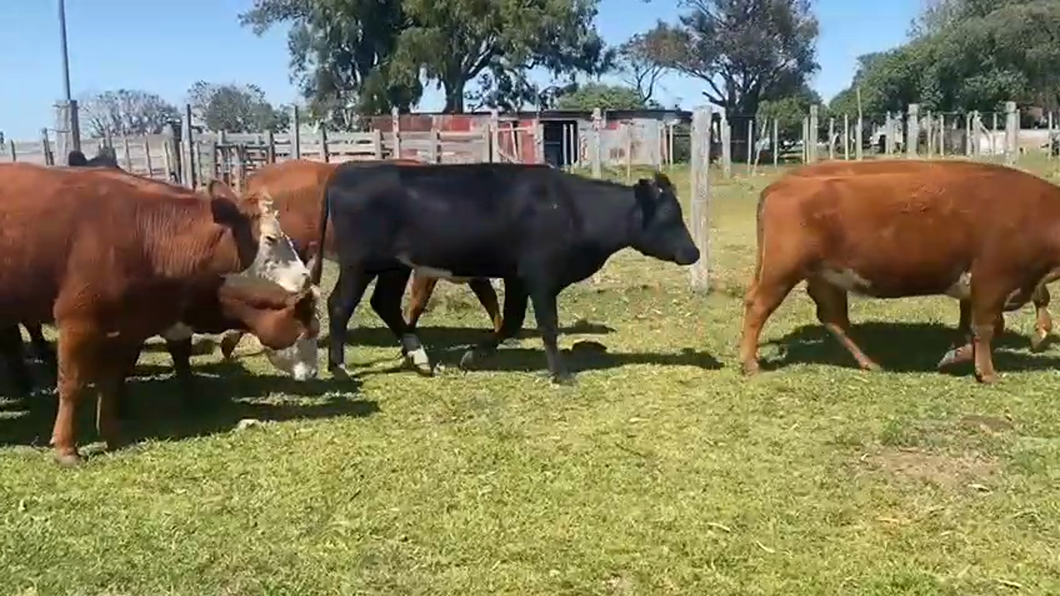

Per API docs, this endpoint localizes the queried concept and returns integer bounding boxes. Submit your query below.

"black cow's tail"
[311,174,331,286]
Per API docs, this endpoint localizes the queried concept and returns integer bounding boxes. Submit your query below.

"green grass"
[3,158,1060,595]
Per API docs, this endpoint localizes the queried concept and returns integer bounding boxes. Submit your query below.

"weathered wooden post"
[291,106,302,159]
[390,107,401,160]
[772,118,779,167]
[39,129,54,166]
[534,118,545,164]
[808,105,819,163]
[1049,112,1055,160]
[906,104,919,158]
[720,109,731,177]
[319,126,330,163]
[828,116,835,160]
[180,103,196,189]
[1004,100,1018,166]
[489,109,500,163]
[801,117,809,162]
[746,119,754,174]
[590,107,602,178]
[843,114,850,160]
[689,105,712,293]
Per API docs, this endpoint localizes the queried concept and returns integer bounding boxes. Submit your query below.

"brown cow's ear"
[205,179,240,201]
[209,196,244,227]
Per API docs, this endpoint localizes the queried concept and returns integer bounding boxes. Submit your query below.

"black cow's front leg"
[460,278,528,370]
[527,284,572,385]
[165,336,198,413]
[328,266,374,378]
[369,269,433,375]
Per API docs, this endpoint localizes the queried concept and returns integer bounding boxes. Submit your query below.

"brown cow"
[0,163,319,464]
[785,159,1056,361]
[218,158,503,359]
[739,160,1060,383]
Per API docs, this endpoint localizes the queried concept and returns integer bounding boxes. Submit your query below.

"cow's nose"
[677,246,700,266]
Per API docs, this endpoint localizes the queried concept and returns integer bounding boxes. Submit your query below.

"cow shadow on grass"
[0,358,376,452]
[338,319,617,350]
[763,321,1060,374]
[356,339,721,379]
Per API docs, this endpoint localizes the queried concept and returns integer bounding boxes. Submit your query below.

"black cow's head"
[67,147,120,169]
[631,172,700,266]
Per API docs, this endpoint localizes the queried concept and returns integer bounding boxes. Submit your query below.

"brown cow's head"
[205,180,314,293]
[214,274,320,380]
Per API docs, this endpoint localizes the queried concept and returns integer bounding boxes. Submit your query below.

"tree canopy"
[240,0,611,122]
[831,0,1060,114]
[79,89,180,137]
[638,0,820,116]
[553,82,658,111]
[186,82,289,133]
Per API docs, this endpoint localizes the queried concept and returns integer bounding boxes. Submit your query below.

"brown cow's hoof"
[741,361,761,376]
[407,358,434,377]
[1030,331,1051,352]
[53,452,82,467]
[860,361,883,372]
[975,371,1000,384]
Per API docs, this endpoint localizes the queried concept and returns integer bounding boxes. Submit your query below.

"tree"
[640,0,819,116]
[79,89,180,138]
[757,85,823,144]
[616,33,666,103]
[553,82,655,111]
[240,0,417,128]
[241,0,612,117]
[186,81,289,132]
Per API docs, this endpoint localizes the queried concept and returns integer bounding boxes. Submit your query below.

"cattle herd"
[2,150,1059,466]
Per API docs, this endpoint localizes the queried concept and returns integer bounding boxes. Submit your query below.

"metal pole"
[59,0,72,102]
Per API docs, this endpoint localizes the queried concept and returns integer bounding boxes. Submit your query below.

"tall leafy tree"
[186,82,289,132]
[616,33,666,103]
[640,0,820,116]
[79,89,180,137]
[553,82,656,111]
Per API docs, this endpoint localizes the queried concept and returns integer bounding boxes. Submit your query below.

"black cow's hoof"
[459,348,480,370]
[550,372,576,386]
[329,365,352,380]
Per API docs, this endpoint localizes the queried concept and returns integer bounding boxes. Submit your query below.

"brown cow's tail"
[311,179,330,286]
[751,183,771,285]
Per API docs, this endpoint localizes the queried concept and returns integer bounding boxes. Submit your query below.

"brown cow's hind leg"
[738,273,801,375]
[1030,284,1053,352]
[405,276,438,329]
[805,278,880,371]
[467,278,504,333]
[969,276,1021,383]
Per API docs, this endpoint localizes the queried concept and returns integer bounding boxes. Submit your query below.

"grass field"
[3,158,1060,595]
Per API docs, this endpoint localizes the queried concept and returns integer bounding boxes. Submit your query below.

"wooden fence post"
[143,136,154,177]
[265,131,276,163]
[1005,100,1018,165]
[590,108,602,178]
[843,114,850,160]
[391,107,401,160]
[39,129,54,166]
[371,129,383,159]
[772,118,779,167]
[489,109,500,163]
[828,116,835,160]
[180,104,196,189]
[624,122,633,181]
[720,109,731,177]
[808,105,819,163]
[291,106,302,159]
[745,119,754,174]
[534,118,545,164]
[689,105,712,293]
[319,126,330,163]
[121,135,132,170]
[801,117,809,162]
[427,125,438,163]
[965,112,973,156]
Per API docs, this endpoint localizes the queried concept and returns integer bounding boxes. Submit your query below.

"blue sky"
[0,0,920,140]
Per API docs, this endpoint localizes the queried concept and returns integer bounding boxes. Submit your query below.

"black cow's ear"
[67,150,87,167]
[652,171,673,191]
[634,179,658,222]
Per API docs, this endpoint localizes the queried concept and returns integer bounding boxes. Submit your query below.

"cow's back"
[246,158,424,260]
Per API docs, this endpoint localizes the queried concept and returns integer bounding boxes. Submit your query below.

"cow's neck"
[143,202,255,280]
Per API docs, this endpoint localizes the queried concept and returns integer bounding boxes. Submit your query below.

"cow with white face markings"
[0,163,321,465]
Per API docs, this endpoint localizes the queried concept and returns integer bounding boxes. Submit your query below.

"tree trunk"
[442,79,467,113]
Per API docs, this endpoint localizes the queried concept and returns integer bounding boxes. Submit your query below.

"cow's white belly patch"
[398,255,471,283]
[943,272,972,300]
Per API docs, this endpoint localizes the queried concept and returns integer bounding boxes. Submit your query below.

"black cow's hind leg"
[328,266,374,378]
[0,325,34,397]
[459,278,529,371]
[26,324,56,367]
[370,269,432,375]
[165,337,199,413]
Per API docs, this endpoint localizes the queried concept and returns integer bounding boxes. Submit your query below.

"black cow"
[312,162,700,384]
[66,147,120,168]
